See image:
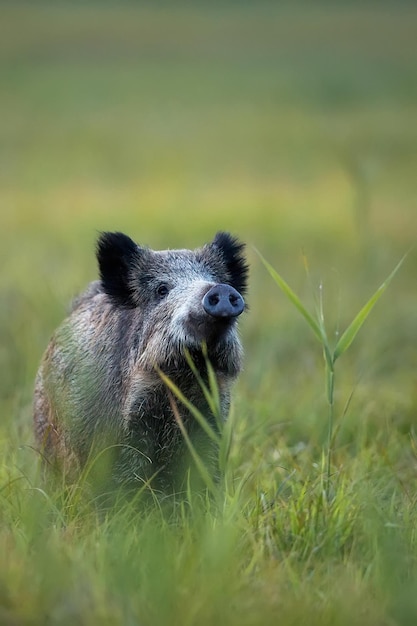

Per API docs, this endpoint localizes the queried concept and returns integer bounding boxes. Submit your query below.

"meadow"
[1,3,417,624]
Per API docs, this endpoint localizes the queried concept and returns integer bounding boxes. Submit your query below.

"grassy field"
[1,2,417,624]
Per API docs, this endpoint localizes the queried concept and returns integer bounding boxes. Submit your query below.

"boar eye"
[156,284,170,299]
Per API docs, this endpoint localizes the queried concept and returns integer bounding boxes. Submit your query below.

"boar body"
[34,232,248,493]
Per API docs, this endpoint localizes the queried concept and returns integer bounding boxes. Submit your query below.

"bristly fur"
[211,231,249,296]
[97,231,143,307]
[34,231,248,494]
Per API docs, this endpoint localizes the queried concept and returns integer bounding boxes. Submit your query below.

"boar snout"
[202,284,245,319]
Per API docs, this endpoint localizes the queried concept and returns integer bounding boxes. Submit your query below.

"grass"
[258,247,407,502]
[1,2,417,624]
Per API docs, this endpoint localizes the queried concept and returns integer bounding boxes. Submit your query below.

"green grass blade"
[218,403,235,474]
[257,250,324,344]
[184,348,223,431]
[333,254,406,362]
[157,369,221,445]
[167,392,217,496]
[202,346,223,430]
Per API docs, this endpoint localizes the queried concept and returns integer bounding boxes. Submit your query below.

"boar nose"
[202,284,245,319]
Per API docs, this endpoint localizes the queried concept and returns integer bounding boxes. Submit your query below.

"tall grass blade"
[184,348,211,404]
[184,348,222,431]
[167,393,217,495]
[202,346,223,430]
[218,404,235,473]
[257,250,323,343]
[158,369,221,445]
[333,255,406,362]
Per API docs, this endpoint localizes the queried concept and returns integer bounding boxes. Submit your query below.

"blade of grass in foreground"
[158,369,220,446]
[184,348,222,431]
[333,254,406,362]
[257,250,324,344]
[167,392,217,496]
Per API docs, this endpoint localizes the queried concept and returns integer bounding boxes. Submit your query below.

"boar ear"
[97,232,143,306]
[211,232,249,295]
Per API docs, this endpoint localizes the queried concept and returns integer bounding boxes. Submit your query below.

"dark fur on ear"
[212,232,249,295]
[97,232,142,306]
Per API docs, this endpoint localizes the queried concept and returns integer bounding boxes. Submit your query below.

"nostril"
[229,294,239,306]
[208,294,220,306]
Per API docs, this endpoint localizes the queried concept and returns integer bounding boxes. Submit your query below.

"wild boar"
[33,231,248,494]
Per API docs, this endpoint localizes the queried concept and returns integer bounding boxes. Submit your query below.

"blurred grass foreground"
[1,2,417,625]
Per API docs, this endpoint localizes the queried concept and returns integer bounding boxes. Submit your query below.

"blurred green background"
[1,0,416,453]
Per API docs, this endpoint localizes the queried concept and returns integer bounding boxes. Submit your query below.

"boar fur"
[33,231,248,494]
